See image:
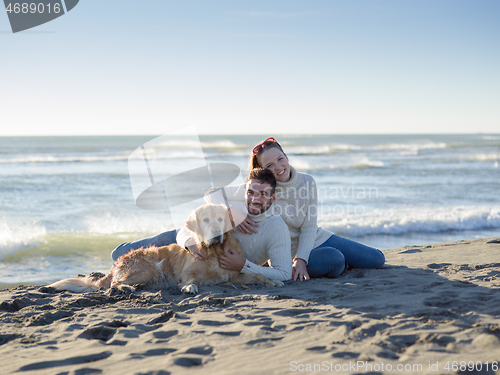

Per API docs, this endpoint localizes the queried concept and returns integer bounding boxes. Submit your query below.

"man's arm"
[176,226,207,261]
[239,217,292,281]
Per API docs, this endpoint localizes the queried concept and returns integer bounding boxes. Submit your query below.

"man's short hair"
[246,168,277,194]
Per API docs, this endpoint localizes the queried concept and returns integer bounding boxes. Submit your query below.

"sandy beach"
[1,237,500,375]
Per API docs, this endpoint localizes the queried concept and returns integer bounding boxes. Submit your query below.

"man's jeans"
[111,229,178,261]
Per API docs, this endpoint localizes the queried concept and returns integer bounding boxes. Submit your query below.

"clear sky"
[1,0,499,135]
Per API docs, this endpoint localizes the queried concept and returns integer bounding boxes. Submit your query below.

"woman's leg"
[318,234,385,269]
[306,247,346,278]
[111,229,178,261]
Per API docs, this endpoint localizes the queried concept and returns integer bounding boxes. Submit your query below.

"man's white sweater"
[232,207,292,281]
[176,204,292,281]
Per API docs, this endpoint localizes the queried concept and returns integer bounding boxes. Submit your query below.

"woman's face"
[257,147,291,183]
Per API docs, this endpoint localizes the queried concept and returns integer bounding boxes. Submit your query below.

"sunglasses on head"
[252,137,280,155]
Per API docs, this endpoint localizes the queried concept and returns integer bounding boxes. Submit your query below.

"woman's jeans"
[306,234,385,278]
[111,229,178,261]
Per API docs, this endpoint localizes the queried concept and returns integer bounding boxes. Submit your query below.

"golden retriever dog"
[48,204,283,294]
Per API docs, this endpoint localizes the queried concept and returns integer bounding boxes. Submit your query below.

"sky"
[1,0,499,136]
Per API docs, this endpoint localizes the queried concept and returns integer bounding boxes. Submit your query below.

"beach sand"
[1,237,500,375]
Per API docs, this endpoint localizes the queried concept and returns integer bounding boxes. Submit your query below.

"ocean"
[1,134,499,288]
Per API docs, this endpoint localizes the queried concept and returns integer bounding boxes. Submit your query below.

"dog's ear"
[185,212,199,233]
[224,208,234,234]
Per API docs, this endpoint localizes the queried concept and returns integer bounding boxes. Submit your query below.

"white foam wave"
[468,153,499,162]
[291,157,384,171]
[201,140,242,149]
[371,142,447,151]
[153,140,243,149]
[331,144,363,152]
[288,158,312,171]
[286,145,333,155]
[0,154,130,164]
[349,158,384,169]
[286,144,362,155]
[320,205,500,237]
[81,211,175,235]
[434,153,500,163]
[283,141,446,156]
[2,150,210,164]
[130,150,206,160]
[0,219,46,260]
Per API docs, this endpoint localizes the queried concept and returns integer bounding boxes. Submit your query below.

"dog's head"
[185,204,233,247]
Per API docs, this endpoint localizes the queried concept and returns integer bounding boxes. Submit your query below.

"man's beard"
[248,200,270,215]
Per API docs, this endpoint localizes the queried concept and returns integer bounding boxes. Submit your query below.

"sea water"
[1,134,499,288]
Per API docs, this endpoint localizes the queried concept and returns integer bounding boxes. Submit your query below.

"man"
[177,168,292,281]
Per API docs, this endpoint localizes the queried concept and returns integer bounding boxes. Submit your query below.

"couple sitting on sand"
[112,137,385,281]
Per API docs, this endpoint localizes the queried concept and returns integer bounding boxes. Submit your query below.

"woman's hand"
[236,216,259,234]
[292,258,310,281]
[185,237,206,261]
[219,247,246,271]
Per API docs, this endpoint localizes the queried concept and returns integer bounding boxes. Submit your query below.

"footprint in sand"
[246,337,284,346]
[79,326,117,342]
[16,351,112,372]
[0,297,37,312]
[0,333,21,346]
[306,346,328,352]
[398,248,422,254]
[129,348,177,359]
[25,310,73,326]
[133,323,162,333]
[244,318,273,327]
[107,339,127,346]
[147,311,174,324]
[331,351,359,359]
[78,320,128,342]
[197,320,233,326]
[185,345,214,355]
[194,320,240,336]
[427,263,452,269]
[211,331,241,336]
[72,368,102,374]
[273,308,326,317]
[173,357,204,367]
[152,330,178,339]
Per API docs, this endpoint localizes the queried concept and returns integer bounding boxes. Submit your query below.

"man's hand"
[185,237,206,261]
[292,258,310,281]
[219,247,245,271]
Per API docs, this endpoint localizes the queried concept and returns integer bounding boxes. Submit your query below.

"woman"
[212,137,385,281]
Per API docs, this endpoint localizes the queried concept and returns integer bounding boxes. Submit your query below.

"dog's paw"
[118,284,136,293]
[269,280,284,287]
[107,283,135,297]
[181,284,198,294]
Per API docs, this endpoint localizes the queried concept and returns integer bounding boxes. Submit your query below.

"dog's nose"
[211,227,222,235]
